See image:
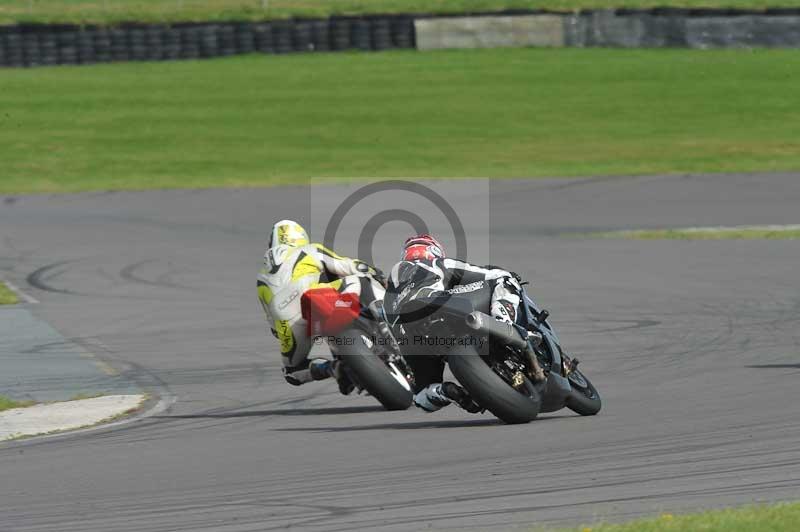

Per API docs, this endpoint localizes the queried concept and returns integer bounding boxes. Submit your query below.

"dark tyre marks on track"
[26,260,79,295]
[120,259,191,291]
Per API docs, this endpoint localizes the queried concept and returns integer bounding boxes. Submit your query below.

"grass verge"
[559,502,800,531]
[585,225,800,240]
[4,0,800,25]
[2,49,800,194]
[0,396,35,412]
[0,282,20,305]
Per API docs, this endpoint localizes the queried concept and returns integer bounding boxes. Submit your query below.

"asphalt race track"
[1,173,799,531]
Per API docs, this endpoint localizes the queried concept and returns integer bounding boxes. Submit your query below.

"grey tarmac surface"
[0,307,140,403]
[1,172,799,531]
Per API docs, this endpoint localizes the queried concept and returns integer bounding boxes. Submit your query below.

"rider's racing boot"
[309,359,355,395]
[414,382,482,413]
[308,358,334,380]
[332,360,355,396]
[413,383,452,412]
[441,382,483,413]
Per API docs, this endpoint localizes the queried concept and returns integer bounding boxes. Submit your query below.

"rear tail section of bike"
[302,287,413,411]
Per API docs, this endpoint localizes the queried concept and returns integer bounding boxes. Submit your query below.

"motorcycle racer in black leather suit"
[384,234,523,413]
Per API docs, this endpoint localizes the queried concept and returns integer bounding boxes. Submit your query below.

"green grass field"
[0,282,20,304]
[0,395,33,412]
[559,502,800,532]
[3,0,800,25]
[2,48,799,194]
[585,225,800,239]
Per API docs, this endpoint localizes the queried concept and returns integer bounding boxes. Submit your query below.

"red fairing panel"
[301,288,361,337]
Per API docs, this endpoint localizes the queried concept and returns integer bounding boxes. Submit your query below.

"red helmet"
[402,234,445,262]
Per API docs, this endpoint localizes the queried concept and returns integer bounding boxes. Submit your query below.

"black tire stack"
[253,23,273,54]
[371,18,393,51]
[351,18,372,51]
[234,23,255,55]
[179,24,200,60]
[392,17,415,49]
[330,18,352,51]
[0,17,417,68]
[57,30,78,64]
[110,27,129,62]
[163,26,181,60]
[218,24,236,57]
[78,28,96,63]
[199,24,218,58]
[3,29,26,66]
[40,30,59,66]
[292,20,314,52]
[94,28,112,63]
[128,26,147,62]
[144,26,163,61]
[311,20,330,52]
[272,20,292,53]
[22,31,41,67]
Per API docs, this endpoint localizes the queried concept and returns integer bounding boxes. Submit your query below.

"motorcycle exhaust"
[465,311,546,383]
[465,311,528,349]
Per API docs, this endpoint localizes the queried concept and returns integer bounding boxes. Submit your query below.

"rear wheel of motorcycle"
[565,368,601,416]
[339,328,413,411]
[448,342,541,424]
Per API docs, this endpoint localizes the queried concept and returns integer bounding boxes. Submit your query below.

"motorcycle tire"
[448,342,541,424]
[339,328,413,411]
[565,368,601,416]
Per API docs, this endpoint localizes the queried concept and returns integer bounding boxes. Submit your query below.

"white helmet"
[265,220,309,270]
[269,219,309,249]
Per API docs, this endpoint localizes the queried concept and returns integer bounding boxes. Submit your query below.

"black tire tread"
[339,328,412,411]
[448,342,541,424]
[565,369,602,416]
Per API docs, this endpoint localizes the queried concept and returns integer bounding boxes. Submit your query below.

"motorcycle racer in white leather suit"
[257,220,385,390]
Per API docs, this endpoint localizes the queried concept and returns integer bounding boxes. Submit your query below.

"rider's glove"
[357,262,386,286]
[505,274,523,292]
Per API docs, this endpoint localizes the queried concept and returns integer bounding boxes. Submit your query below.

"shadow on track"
[156,405,387,419]
[276,419,502,432]
[746,364,800,369]
[274,414,573,432]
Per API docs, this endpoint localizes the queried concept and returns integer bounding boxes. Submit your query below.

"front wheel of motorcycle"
[565,368,602,416]
[338,328,413,411]
[448,342,541,424]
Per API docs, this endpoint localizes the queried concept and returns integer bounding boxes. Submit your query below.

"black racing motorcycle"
[388,281,601,424]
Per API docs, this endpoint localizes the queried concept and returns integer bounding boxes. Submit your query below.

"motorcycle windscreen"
[301,288,361,337]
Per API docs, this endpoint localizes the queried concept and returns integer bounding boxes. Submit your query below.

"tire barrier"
[272,21,292,54]
[3,10,800,68]
[371,19,393,51]
[312,20,330,52]
[351,19,372,51]
[0,16,417,68]
[330,18,352,51]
